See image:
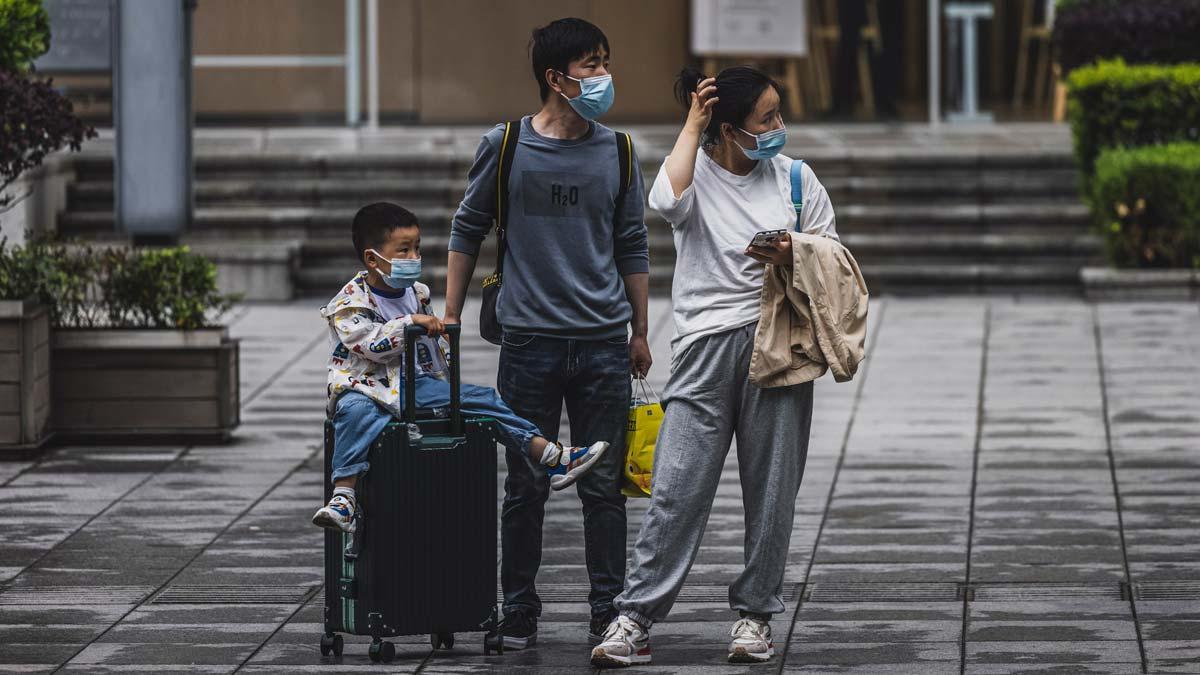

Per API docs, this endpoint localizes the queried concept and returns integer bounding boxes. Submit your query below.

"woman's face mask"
[559,72,615,120]
[736,124,787,160]
[368,249,422,289]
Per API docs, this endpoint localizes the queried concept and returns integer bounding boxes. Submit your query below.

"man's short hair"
[529,18,610,102]
[351,202,419,258]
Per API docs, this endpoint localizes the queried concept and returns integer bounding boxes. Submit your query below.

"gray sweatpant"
[615,322,814,627]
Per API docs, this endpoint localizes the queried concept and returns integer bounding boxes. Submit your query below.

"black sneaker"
[499,608,537,650]
[589,609,618,645]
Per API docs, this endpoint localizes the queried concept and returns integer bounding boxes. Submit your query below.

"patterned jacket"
[321,272,448,417]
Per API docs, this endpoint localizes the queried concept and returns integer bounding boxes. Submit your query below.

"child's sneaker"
[727,616,773,663]
[590,615,651,668]
[311,493,357,533]
[546,442,610,491]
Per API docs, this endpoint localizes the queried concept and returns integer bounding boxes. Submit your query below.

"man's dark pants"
[497,333,630,621]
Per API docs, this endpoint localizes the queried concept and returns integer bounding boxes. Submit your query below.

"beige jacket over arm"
[749,232,869,387]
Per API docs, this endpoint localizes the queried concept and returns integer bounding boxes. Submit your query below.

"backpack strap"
[615,131,634,209]
[493,120,522,274]
[790,158,805,230]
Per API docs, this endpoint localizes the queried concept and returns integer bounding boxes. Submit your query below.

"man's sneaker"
[589,609,618,645]
[728,616,773,663]
[311,494,357,533]
[498,608,537,650]
[547,442,610,491]
[590,615,651,668]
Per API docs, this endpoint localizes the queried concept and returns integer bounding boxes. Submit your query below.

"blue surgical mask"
[369,250,422,289]
[559,73,614,120]
[737,125,787,160]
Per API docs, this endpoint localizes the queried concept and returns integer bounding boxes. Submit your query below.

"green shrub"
[1067,59,1200,184]
[1091,142,1200,268]
[0,0,50,72]
[0,242,238,329]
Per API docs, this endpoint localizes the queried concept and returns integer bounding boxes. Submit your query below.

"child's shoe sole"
[311,509,355,533]
[550,442,610,491]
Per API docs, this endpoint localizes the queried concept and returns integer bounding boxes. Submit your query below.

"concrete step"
[59,201,1094,239]
[860,263,1085,295]
[68,151,1078,183]
[68,178,466,210]
[67,169,1082,211]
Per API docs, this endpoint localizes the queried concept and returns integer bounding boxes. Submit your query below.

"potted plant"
[48,245,241,443]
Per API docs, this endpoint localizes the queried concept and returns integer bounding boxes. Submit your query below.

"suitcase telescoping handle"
[403,323,463,436]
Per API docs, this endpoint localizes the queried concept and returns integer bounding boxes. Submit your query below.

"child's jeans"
[330,377,542,482]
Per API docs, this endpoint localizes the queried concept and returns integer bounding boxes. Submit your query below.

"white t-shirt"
[648,151,838,360]
[369,285,448,377]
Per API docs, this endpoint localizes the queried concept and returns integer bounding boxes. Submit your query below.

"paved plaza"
[1,296,1199,673]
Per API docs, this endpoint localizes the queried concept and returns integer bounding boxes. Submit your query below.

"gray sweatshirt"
[448,116,649,340]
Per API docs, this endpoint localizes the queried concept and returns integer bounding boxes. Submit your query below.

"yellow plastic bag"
[622,377,662,498]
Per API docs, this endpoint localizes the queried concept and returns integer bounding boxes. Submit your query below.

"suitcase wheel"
[484,631,505,655]
[319,633,343,657]
[368,639,395,663]
[431,632,454,650]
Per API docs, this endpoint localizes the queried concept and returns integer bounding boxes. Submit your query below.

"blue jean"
[330,378,542,482]
[497,333,631,620]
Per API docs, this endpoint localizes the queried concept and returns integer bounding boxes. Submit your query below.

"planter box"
[1080,267,1200,301]
[52,328,240,443]
[0,300,52,456]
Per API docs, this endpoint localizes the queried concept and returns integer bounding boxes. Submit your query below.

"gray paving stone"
[965,640,1142,664]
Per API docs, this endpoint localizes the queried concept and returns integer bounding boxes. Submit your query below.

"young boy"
[312,202,609,533]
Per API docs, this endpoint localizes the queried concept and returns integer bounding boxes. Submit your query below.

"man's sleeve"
[613,142,650,276]
[448,126,504,257]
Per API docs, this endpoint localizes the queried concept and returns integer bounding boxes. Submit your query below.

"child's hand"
[411,314,445,336]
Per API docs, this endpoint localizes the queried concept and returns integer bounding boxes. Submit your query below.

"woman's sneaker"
[311,494,357,533]
[546,442,610,491]
[590,615,651,668]
[728,616,773,663]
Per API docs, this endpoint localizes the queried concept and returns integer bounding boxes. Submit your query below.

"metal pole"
[962,12,978,118]
[367,0,379,129]
[345,0,360,127]
[114,0,193,243]
[928,0,940,126]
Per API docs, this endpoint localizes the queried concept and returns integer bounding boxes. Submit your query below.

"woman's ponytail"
[674,66,708,109]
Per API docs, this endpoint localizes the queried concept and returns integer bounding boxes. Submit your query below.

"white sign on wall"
[691,0,808,57]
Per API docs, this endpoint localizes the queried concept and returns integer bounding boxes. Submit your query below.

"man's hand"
[745,235,793,267]
[411,314,445,336]
[629,334,653,377]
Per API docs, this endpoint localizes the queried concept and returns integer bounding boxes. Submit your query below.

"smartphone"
[749,229,788,248]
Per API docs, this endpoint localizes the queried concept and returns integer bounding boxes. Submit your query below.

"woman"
[590,66,838,668]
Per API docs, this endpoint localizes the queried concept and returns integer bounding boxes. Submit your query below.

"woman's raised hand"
[685,77,719,134]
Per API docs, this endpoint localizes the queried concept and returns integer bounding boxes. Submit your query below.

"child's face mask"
[368,249,422,289]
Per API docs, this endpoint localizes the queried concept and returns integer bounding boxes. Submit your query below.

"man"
[442,17,651,649]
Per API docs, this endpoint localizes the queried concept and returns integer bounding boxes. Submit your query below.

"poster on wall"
[690,0,808,57]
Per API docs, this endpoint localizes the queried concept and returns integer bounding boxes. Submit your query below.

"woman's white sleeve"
[800,165,839,241]
[647,159,696,227]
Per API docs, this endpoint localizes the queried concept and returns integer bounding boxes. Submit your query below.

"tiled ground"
[1,296,1198,674]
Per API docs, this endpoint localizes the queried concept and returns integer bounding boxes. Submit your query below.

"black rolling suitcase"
[319,324,505,662]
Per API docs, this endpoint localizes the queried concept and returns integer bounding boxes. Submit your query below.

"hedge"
[1067,59,1200,184]
[1091,142,1200,269]
[0,0,49,72]
[1054,0,1200,74]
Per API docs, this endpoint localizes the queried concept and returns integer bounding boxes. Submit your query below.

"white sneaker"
[728,616,773,663]
[311,494,357,533]
[547,441,610,491]
[590,615,651,668]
